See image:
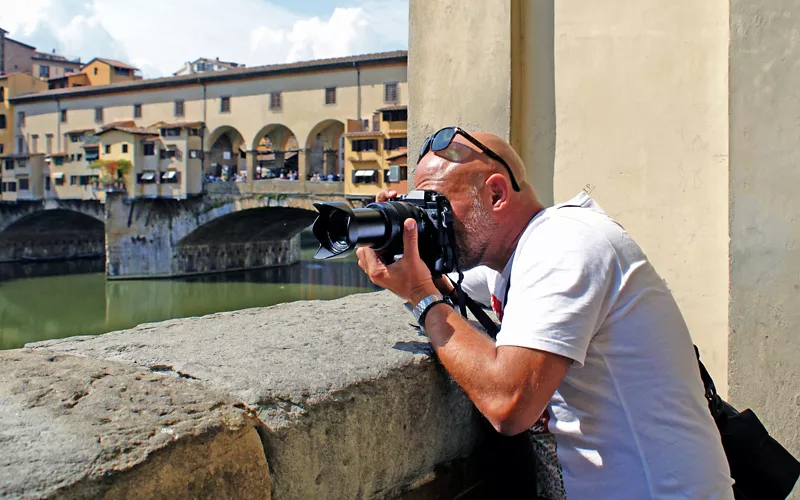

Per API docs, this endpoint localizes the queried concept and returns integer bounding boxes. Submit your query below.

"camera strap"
[445,274,501,338]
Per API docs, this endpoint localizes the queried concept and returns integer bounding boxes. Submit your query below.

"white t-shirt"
[456,193,733,500]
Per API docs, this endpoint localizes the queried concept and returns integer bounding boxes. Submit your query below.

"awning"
[355,170,376,177]
[52,172,64,179]
[141,172,156,181]
[162,170,178,179]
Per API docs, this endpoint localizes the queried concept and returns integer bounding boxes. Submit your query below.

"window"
[46,134,53,155]
[325,87,336,105]
[4,160,13,170]
[382,109,407,122]
[53,156,64,166]
[352,169,378,184]
[60,109,67,123]
[133,104,142,118]
[0,144,3,154]
[220,97,230,113]
[0,87,4,101]
[270,92,282,110]
[45,176,51,191]
[1,183,4,193]
[85,148,98,162]
[7,182,16,192]
[122,144,128,153]
[384,82,399,104]
[187,128,200,136]
[351,139,378,152]
[384,137,407,150]
[161,128,181,137]
[31,135,39,154]
[76,154,82,161]
[70,176,78,186]
[114,67,130,76]
[17,111,25,127]
[384,166,408,183]
[160,149,178,159]
[372,114,380,132]
[143,143,155,156]
[93,67,98,75]
[39,65,50,78]
[189,149,202,159]
[137,171,157,184]
[17,136,23,153]
[174,99,184,117]
[104,145,111,154]
[70,154,75,162]
[0,114,6,129]
[95,107,103,123]
[69,133,83,143]
[54,175,65,186]
[161,170,180,183]
[18,178,29,191]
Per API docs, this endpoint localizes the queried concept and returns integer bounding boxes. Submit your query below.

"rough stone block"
[30,291,483,499]
[0,350,271,499]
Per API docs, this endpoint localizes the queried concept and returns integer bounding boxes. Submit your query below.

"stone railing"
[0,291,488,499]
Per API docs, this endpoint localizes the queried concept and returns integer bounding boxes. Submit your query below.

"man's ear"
[486,173,510,210]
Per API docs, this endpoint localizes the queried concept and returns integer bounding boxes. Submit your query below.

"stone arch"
[172,201,318,275]
[205,125,246,179]
[251,124,299,178]
[0,207,105,261]
[304,119,345,179]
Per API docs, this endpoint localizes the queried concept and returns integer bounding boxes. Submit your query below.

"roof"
[64,128,96,135]
[82,57,139,71]
[11,50,408,103]
[97,125,159,136]
[32,53,81,65]
[5,37,36,50]
[386,152,408,161]
[377,104,407,112]
[48,152,69,157]
[152,121,204,129]
[345,130,384,138]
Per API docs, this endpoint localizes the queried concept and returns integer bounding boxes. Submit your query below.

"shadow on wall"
[511,0,556,206]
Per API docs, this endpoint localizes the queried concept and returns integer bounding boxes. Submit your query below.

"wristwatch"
[412,294,452,330]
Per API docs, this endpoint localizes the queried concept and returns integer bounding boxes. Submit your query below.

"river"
[0,231,379,350]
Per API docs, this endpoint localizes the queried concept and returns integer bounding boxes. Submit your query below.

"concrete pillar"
[245,150,257,182]
[296,149,308,189]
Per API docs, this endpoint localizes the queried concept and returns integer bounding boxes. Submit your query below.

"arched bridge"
[0,200,105,262]
[104,192,351,278]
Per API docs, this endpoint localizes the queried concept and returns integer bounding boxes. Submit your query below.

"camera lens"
[326,211,351,253]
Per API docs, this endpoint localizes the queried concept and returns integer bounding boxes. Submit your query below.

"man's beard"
[454,197,497,270]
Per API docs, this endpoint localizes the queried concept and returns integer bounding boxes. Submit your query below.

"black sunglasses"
[419,127,521,192]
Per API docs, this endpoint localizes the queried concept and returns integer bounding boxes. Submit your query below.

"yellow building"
[0,72,47,156]
[48,58,141,90]
[343,104,408,201]
[11,51,408,202]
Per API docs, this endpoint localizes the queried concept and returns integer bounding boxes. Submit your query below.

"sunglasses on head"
[419,127,521,192]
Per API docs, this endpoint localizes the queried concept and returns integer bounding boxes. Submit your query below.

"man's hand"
[375,189,398,202]
[356,218,439,305]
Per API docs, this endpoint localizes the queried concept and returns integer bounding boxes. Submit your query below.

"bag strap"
[694,346,724,420]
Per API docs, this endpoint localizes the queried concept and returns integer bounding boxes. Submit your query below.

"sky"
[0,0,408,78]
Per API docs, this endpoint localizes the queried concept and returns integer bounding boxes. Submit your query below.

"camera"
[312,190,458,275]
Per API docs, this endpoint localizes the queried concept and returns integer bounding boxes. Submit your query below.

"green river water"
[0,235,378,350]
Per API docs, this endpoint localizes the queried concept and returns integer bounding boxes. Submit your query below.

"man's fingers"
[402,218,421,261]
[375,189,398,203]
[357,246,383,276]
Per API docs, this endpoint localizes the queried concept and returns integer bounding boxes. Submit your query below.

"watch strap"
[413,294,451,329]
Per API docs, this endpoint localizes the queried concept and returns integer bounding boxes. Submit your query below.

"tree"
[89,158,132,191]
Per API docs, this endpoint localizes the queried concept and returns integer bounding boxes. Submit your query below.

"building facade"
[32,51,82,80]
[8,51,408,201]
[343,104,408,200]
[173,57,244,76]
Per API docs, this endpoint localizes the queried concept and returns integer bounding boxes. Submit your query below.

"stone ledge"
[0,350,270,499]
[24,290,484,498]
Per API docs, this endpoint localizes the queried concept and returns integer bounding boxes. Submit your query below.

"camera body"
[312,190,458,275]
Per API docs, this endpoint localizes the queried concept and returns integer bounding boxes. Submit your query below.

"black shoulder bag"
[694,348,799,500]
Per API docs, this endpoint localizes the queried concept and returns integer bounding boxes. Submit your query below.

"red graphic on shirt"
[529,408,552,435]
[490,294,504,322]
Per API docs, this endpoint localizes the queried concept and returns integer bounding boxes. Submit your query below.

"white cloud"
[0,0,408,78]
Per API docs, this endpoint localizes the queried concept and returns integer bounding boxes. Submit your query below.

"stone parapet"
[4,291,484,498]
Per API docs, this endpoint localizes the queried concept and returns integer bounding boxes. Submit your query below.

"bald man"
[356,128,733,499]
